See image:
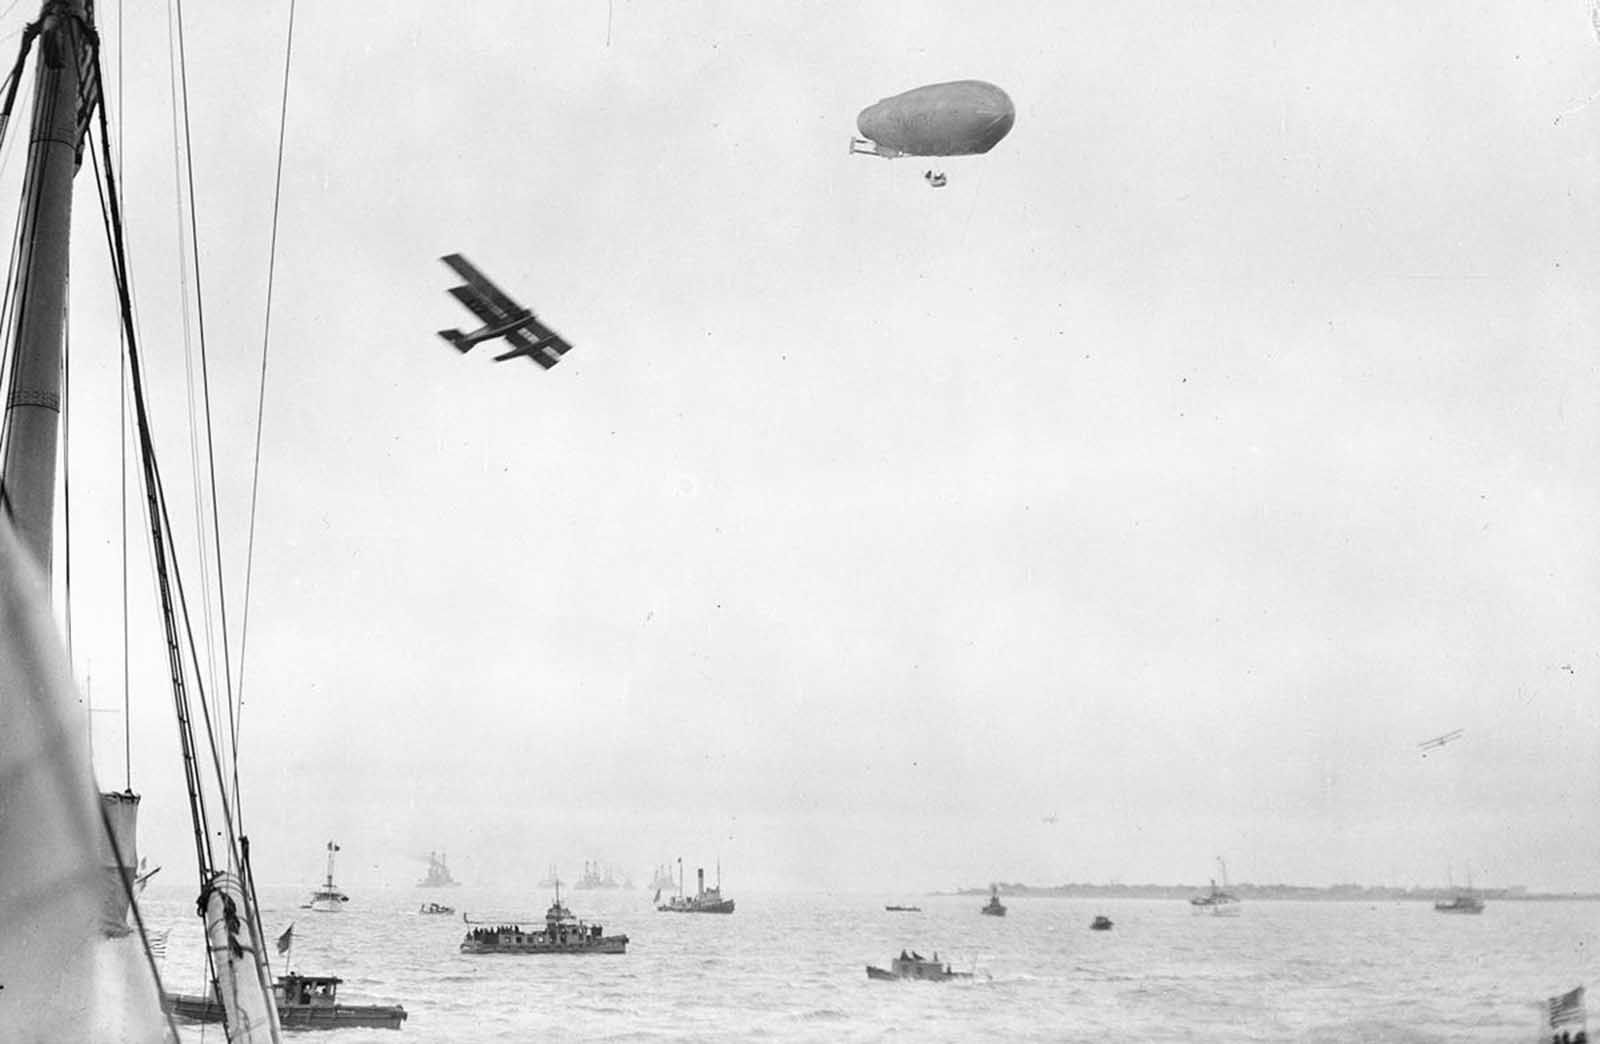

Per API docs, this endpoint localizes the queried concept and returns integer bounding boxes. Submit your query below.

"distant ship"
[575,860,629,890]
[657,861,735,914]
[1090,915,1114,931]
[981,884,1006,917]
[460,882,628,955]
[418,902,455,916]
[1434,868,1485,914]
[866,950,972,982]
[649,863,676,892]
[1190,857,1241,916]
[539,863,560,888]
[166,973,406,1030]
[417,850,459,888]
[885,904,922,912]
[303,841,350,912]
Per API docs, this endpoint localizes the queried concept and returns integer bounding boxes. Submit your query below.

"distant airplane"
[436,254,574,368]
[1418,728,1464,752]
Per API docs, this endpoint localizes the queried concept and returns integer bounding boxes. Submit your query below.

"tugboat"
[417,851,458,888]
[1090,915,1114,931]
[304,841,350,912]
[1190,857,1241,917]
[460,882,628,954]
[418,902,455,915]
[980,884,1006,917]
[885,904,922,912]
[866,950,972,982]
[657,860,735,914]
[166,974,407,1030]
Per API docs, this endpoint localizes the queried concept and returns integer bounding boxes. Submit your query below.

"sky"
[2,0,1597,895]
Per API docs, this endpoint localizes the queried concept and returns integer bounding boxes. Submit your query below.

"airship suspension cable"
[235,0,297,794]
[171,0,243,808]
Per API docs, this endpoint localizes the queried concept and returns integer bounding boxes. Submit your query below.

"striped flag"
[145,928,169,961]
[1548,985,1586,1029]
[276,923,294,955]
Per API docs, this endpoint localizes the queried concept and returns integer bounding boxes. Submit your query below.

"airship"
[849,80,1016,161]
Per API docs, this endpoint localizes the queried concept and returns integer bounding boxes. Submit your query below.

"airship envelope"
[852,80,1015,159]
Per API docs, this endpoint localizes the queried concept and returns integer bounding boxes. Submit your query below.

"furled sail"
[0,519,167,1042]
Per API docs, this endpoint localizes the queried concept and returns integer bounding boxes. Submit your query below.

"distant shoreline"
[947,884,1600,902]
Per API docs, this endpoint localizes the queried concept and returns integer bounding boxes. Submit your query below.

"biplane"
[1417,728,1464,752]
[437,254,574,368]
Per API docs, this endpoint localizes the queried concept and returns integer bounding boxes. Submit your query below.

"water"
[143,886,1597,1042]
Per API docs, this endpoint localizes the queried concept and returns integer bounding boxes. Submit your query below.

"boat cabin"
[275,974,342,1008]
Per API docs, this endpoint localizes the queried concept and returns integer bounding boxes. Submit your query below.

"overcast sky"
[6,0,1598,894]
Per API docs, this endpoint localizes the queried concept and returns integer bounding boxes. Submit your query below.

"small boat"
[657,861,735,914]
[980,884,1006,917]
[418,902,455,916]
[1434,868,1485,914]
[885,905,922,912]
[1190,858,1241,917]
[304,841,350,912]
[1090,915,1114,931]
[166,973,406,1031]
[417,851,458,888]
[866,950,972,982]
[460,881,627,954]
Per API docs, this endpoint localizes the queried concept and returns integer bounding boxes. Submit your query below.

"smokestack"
[697,867,705,896]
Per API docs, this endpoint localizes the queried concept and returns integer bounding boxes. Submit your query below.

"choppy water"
[142,885,1597,1042]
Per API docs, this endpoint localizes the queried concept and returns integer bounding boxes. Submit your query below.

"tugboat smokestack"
[697,868,705,896]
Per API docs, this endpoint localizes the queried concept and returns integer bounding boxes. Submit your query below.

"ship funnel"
[697,867,705,896]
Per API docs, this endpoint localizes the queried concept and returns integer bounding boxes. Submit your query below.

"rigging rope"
[235,0,297,808]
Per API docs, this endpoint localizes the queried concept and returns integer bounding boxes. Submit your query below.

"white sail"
[0,521,167,1042]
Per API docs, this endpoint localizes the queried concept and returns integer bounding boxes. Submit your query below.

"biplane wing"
[441,253,522,316]
[1418,728,1464,751]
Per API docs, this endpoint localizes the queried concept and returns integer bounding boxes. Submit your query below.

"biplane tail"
[437,329,474,353]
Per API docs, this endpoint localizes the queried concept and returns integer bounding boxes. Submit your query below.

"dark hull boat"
[657,863,735,913]
[166,975,406,1031]
[866,950,972,982]
[981,885,1006,916]
[1090,915,1113,930]
[885,905,921,912]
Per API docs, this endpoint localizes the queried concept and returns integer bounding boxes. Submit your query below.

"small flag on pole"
[276,923,294,955]
[1547,985,1586,1030]
[146,927,170,961]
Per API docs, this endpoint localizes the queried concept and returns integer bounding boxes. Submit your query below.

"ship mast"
[0,0,90,571]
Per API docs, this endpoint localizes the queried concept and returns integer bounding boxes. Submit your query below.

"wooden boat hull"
[460,936,628,955]
[657,900,735,913]
[165,993,407,1030]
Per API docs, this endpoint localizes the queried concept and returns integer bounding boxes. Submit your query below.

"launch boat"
[460,883,627,955]
[166,974,407,1031]
[980,885,1006,917]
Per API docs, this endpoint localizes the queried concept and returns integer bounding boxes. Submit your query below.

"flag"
[1548,986,1586,1029]
[276,923,294,955]
[146,928,169,961]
